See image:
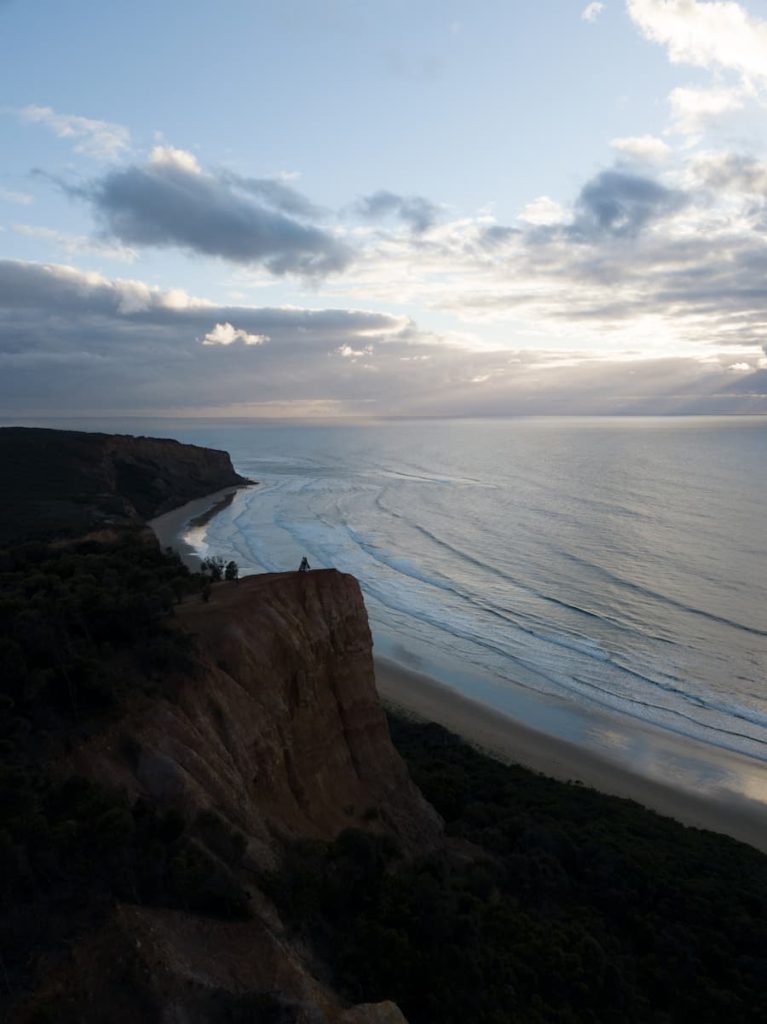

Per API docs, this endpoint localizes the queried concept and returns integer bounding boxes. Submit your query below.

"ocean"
[161,417,767,774]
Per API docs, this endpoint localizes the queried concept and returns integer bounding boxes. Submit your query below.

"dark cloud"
[217,171,323,219]
[358,190,441,233]
[0,259,396,337]
[723,366,767,395]
[569,170,687,240]
[1,259,763,417]
[0,259,411,411]
[694,153,767,196]
[71,150,351,276]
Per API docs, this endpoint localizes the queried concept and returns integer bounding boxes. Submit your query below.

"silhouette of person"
[298,556,310,573]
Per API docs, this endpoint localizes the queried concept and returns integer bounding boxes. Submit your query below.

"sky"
[2,0,767,417]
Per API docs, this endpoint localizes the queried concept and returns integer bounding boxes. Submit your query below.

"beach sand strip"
[375,656,767,855]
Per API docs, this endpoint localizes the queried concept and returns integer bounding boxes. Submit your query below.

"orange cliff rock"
[75,569,441,854]
[47,569,440,1023]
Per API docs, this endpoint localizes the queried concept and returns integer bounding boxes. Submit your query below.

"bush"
[265,717,767,1024]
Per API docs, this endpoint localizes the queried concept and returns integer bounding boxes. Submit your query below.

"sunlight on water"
[169,418,766,771]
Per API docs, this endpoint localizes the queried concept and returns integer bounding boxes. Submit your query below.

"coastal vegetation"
[1,531,765,1022]
[270,716,767,1023]
[201,554,239,580]
[0,533,251,1017]
[0,426,248,545]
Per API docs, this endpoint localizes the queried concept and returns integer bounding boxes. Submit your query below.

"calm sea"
[158,417,767,768]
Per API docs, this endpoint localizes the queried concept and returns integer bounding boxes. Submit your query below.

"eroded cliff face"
[0,427,249,542]
[45,569,440,1023]
[75,570,439,853]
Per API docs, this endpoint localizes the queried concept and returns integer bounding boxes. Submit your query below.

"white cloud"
[611,134,671,163]
[331,153,767,366]
[627,0,767,83]
[582,3,606,22]
[518,196,566,225]
[668,84,746,136]
[336,343,372,359]
[0,187,33,205]
[201,322,270,346]
[19,104,130,159]
[149,145,202,174]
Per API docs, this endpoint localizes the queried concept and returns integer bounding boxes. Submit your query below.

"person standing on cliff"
[298,556,310,573]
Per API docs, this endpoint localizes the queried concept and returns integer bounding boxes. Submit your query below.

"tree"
[224,560,239,581]
[200,556,225,581]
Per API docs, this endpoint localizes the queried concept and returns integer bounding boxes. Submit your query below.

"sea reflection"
[586,719,767,808]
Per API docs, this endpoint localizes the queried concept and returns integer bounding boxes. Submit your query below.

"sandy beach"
[150,490,767,856]
[148,486,247,571]
[376,656,767,854]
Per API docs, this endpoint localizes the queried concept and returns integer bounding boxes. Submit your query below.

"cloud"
[0,259,764,415]
[0,259,403,330]
[518,196,567,225]
[0,187,33,205]
[336,343,373,359]
[478,224,521,248]
[331,150,767,366]
[693,151,767,193]
[358,190,441,233]
[74,147,352,276]
[625,3,767,144]
[569,169,687,239]
[201,322,269,346]
[19,105,129,159]
[582,3,606,22]
[628,0,767,82]
[668,83,746,136]
[0,259,415,412]
[220,171,323,219]
[149,145,200,174]
[611,134,670,163]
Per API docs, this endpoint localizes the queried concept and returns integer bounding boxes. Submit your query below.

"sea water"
[162,417,767,771]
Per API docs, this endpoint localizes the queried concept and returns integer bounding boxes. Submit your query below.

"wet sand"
[148,486,246,570]
[376,657,767,854]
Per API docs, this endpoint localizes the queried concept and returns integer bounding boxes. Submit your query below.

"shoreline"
[147,485,248,570]
[147,491,767,856]
[375,656,767,854]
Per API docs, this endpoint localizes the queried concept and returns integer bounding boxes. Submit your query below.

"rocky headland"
[0,426,249,544]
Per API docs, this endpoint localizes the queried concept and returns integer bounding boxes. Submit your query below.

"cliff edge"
[73,569,441,852]
[29,569,440,1023]
[0,426,249,543]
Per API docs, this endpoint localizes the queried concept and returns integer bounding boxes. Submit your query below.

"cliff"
[0,426,249,543]
[26,569,440,1023]
[72,569,440,852]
